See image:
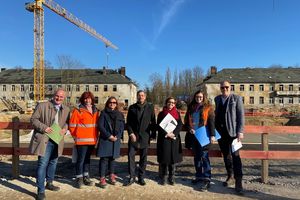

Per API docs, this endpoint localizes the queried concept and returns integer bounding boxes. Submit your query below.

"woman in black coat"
[96,97,125,188]
[156,97,183,185]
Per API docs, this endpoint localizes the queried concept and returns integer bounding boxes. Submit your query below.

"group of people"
[29,80,245,200]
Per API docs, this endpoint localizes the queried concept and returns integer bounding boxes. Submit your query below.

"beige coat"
[29,100,70,156]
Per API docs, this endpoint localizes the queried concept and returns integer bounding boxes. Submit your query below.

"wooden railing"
[1,116,300,183]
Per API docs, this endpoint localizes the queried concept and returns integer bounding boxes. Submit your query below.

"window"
[104,85,108,92]
[95,96,99,104]
[299,97,300,104]
[2,85,6,91]
[289,85,293,91]
[249,97,254,104]
[259,85,264,91]
[57,85,62,89]
[249,85,254,91]
[76,97,80,104]
[279,85,284,91]
[299,85,300,91]
[242,97,244,104]
[48,85,53,91]
[12,96,15,101]
[76,85,80,92]
[289,97,293,104]
[125,99,129,106]
[85,85,89,91]
[20,85,25,91]
[20,96,25,101]
[279,97,283,104]
[269,84,274,91]
[2,96,6,100]
[12,85,15,91]
[66,97,70,104]
[94,85,99,92]
[259,97,264,104]
[230,85,235,91]
[269,97,274,104]
[113,85,117,92]
[240,85,244,91]
[66,85,71,91]
[29,85,33,91]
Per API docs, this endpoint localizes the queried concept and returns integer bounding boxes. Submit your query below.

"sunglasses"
[221,86,230,89]
[109,101,117,104]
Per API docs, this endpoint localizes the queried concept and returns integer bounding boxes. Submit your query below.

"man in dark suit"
[214,80,245,195]
[125,90,156,186]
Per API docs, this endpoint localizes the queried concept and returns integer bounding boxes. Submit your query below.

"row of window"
[231,84,300,92]
[1,84,118,92]
[241,96,300,104]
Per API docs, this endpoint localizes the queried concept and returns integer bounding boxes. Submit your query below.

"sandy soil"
[0,155,299,200]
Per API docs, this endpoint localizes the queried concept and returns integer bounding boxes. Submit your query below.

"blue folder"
[195,126,221,147]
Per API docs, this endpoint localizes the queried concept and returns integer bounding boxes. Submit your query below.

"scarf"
[161,106,179,120]
[104,107,124,134]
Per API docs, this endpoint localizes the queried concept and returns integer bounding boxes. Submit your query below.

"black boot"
[83,176,93,186]
[199,180,210,192]
[235,178,244,195]
[45,181,60,191]
[223,175,235,187]
[168,164,175,185]
[75,177,83,189]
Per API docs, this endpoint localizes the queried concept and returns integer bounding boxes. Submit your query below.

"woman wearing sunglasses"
[96,96,125,188]
[156,97,183,185]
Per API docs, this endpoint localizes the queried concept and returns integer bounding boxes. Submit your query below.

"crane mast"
[26,0,118,101]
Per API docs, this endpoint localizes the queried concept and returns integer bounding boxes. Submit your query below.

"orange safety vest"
[69,107,99,145]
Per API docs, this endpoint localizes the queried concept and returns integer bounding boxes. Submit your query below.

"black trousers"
[158,163,175,179]
[218,135,243,179]
[128,143,148,179]
[99,157,115,177]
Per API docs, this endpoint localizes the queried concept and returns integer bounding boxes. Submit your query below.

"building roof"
[0,68,136,85]
[204,67,300,84]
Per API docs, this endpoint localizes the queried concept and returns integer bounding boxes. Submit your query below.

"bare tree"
[165,67,172,97]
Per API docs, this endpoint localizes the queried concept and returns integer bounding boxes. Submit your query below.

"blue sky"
[1,0,300,88]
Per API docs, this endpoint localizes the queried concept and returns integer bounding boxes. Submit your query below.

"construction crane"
[25,0,118,101]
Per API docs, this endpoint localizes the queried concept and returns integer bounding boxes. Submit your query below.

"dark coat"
[126,102,156,149]
[156,111,183,164]
[96,110,125,158]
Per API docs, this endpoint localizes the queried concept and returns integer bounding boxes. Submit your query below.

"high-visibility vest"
[69,107,99,145]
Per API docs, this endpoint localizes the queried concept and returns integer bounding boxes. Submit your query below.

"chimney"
[210,66,217,75]
[119,66,126,76]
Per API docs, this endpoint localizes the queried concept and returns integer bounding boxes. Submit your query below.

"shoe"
[36,192,45,200]
[99,177,107,188]
[109,174,117,185]
[83,176,93,186]
[191,177,203,185]
[45,182,60,191]
[159,176,167,185]
[137,178,146,186]
[75,177,83,189]
[168,176,175,185]
[235,178,244,195]
[199,181,210,192]
[124,177,135,186]
[223,176,235,187]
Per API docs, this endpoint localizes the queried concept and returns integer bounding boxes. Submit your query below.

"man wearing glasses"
[214,80,245,195]
[125,90,156,186]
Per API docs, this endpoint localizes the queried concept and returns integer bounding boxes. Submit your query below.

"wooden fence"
[1,116,300,183]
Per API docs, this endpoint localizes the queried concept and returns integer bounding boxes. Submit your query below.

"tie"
[55,107,60,124]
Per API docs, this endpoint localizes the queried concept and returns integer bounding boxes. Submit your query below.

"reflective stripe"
[69,124,97,128]
[76,138,96,142]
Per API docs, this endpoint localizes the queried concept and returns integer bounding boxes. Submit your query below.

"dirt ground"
[0,155,299,200]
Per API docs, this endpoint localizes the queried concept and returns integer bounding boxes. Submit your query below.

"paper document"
[231,138,243,152]
[46,123,63,144]
[159,113,178,133]
[195,127,221,147]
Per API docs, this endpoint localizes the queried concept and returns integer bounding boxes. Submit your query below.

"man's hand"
[165,132,176,140]
[130,134,137,142]
[210,136,217,144]
[60,128,67,136]
[237,133,244,142]
[45,127,53,134]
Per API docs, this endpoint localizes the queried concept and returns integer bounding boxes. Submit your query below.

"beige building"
[0,67,137,108]
[202,67,300,108]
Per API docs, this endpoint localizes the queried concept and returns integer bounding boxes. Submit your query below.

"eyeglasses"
[195,96,203,99]
[109,102,117,104]
[167,101,176,104]
[221,86,230,90]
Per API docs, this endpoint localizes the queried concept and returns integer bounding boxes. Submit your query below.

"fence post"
[12,116,20,179]
[261,132,269,183]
